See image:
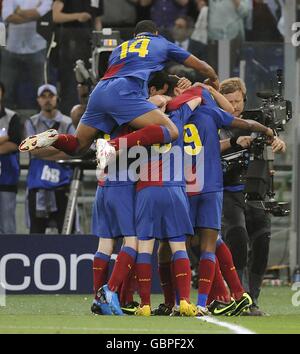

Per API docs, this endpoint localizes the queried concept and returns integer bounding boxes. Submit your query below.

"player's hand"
[177,77,192,90]
[77,12,92,22]
[205,78,220,91]
[265,127,274,141]
[271,136,286,153]
[196,81,215,93]
[236,136,253,148]
[148,95,171,112]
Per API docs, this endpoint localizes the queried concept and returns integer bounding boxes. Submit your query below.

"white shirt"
[191,6,208,44]
[175,39,189,51]
[2,0,52,54]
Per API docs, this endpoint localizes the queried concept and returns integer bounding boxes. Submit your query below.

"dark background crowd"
[0,0,287,113]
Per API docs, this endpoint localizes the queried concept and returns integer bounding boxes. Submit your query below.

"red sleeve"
[167,87,203,111]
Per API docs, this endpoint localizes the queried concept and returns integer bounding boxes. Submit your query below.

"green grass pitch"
[0,287,300,334]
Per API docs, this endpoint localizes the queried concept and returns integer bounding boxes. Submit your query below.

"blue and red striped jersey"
[102,33,191,81]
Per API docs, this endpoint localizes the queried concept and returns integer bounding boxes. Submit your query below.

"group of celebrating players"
[19,20,275,317]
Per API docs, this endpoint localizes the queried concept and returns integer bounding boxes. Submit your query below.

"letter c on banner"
[0,254,31,291]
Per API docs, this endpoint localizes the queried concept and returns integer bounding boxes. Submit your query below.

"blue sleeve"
[166,40,191,63]
[213,108,234,128]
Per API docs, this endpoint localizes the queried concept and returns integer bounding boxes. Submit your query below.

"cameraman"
[219,77,286,316]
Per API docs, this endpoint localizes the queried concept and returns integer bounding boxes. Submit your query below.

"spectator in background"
[100,0,137,41]
[246,0,282,42]
[172,15,206,61]
[208,0,249,72]
[52,0,103,116]
[191,0,208,46]
[25,84,75,234]
[0,81,23,234]
[168,15,207,81]
[128,0,151,22]
[70,84,89,128]
[0,0,52,109]
[101,0,136,27]
[146,0,191,37]
[208,0,249,41]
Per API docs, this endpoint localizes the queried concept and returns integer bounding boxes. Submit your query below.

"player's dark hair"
[134,20,158,35]
[166,75,181,96]
[148,71,169,91]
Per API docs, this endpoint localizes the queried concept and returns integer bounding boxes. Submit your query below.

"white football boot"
[96,139,116,170]
[19,129,59,152]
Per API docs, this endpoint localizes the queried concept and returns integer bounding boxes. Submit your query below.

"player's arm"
[167,41,219,89]
[193,82,234,114]
[0,136,9,145]
[0,142,18,155]
[220,136,253,152]
[230,117,274,138]
[183,55,219,89]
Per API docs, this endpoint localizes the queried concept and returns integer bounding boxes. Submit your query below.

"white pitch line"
[197,316,256,334]
[0,325,207,334]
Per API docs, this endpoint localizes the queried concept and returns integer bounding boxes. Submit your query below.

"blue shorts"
[136,186,193,241]
[80,77,157,134]
[92,184,136,238]
[189,191,223,230]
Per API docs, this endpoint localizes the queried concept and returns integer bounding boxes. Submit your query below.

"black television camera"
[222,70,291,217]
[74,28,122,90]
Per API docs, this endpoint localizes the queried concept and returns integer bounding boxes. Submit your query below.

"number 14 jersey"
[102,33,191,81]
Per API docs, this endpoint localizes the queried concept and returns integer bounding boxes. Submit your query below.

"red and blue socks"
[93,252,110,299]
[110,125,172,151]
[172,250,192,303]
[119,265,137,306]
[136,253,152,307]
[53,134,79,155]
[208,258,231,304]
[158,261,175,307]
[198,252,216,307]
[216,237,244,300]
[108,246,137,293]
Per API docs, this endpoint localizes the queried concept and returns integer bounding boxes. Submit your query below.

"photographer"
[219,77,286,316]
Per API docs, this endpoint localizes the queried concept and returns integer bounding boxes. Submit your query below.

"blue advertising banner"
[0,235,161,294]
